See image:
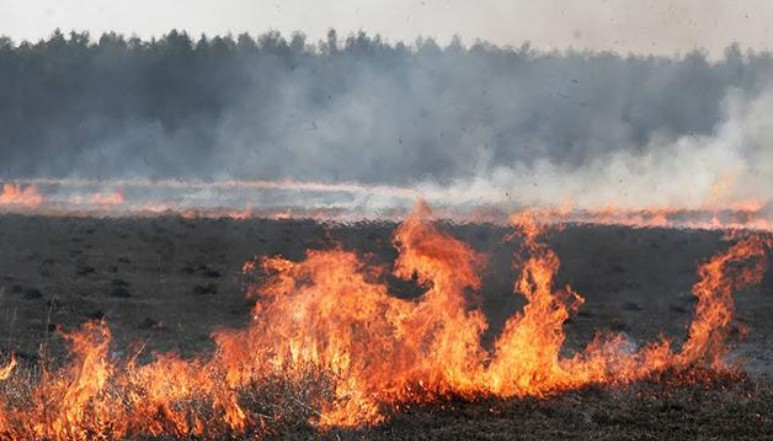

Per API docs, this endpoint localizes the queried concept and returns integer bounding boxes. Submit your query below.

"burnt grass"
[337,373,773,441]
[0,214,771,440]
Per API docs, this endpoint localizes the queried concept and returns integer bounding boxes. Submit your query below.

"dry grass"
[2,358,770,440]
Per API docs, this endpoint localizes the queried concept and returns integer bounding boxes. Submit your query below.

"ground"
[0,214,771,440]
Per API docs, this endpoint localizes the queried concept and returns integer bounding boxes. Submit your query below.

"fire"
[88,191,125,206]
[0,183,43,209]
[0,356,15,381]
[0,204,769,439]
[180,206,252,220]
[0,178,770,230]
[677,234,771,368]
[517,202,773,232]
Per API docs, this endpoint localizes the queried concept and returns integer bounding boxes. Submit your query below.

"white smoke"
[421,87,773,211]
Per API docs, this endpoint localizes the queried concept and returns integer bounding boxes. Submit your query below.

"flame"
[516,202,773,232]
[180,206,252,220]
[0,178,770,230]
[88,191,125,206]
[0,204,769,439]
[0,356,15,381]
[0,184,43,209]
[677,234,772,368]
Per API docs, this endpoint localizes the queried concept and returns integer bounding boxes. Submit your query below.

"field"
[0,214,771,440]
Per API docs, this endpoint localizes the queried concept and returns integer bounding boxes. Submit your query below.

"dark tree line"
[0,29,771,182]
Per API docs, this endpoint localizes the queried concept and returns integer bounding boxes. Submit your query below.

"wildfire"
[0,184,43,209]
[87,191,125,206]
[0,204,769,440]
[508,202,773,232]
[0,178,771,231]
[181,206,253,221]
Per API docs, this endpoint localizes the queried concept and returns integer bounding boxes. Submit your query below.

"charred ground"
[0,214,771,440]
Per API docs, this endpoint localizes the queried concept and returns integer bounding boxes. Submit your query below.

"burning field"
[2,9,773,439]
[0,202,771,440]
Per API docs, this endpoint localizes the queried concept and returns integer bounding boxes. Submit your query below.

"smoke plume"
[0,31,771,214]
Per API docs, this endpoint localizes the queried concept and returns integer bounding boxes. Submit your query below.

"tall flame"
[0,204,769,439]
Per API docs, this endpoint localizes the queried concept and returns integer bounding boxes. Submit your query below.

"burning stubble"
[1,179,772,231]
[0,27,772,441]
[0,204,768,439]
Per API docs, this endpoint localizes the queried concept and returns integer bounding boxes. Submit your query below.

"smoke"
[0,32,772,213]
[430,87,773,210]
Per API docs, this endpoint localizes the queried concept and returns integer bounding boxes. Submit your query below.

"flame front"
[0,184,43,209]
[0,204,769,440]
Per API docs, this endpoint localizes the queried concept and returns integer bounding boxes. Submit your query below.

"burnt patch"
[192,283,218,296]
[109,286,132,298]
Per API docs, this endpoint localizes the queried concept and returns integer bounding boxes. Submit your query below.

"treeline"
[0,29,771,182]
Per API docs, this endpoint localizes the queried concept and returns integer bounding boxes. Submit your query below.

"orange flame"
[0,184,43,209]
[677,234,772,368]
[517,202,772,232]
[88,191,125,206]
[0,356,15,381]
[0,204,769,439]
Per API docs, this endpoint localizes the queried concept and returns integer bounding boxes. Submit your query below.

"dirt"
[0,214,771,440]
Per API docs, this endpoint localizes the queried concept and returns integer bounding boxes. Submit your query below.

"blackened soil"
[0,214,771,440]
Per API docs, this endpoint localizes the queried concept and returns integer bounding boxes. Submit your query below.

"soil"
[0,214,771,440]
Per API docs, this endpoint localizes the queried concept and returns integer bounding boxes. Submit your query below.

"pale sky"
[0,0,771,57]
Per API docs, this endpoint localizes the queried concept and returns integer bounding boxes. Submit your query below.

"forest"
[0,29,771,183]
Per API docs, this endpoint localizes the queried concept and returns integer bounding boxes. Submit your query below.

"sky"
[0,0,771,57]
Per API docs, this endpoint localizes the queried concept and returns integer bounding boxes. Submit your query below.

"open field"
[0,214,771,440]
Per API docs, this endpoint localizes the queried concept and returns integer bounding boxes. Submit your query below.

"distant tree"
[0,29,769,182]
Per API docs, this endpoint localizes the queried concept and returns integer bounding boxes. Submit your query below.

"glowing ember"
[0,204,769,440]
